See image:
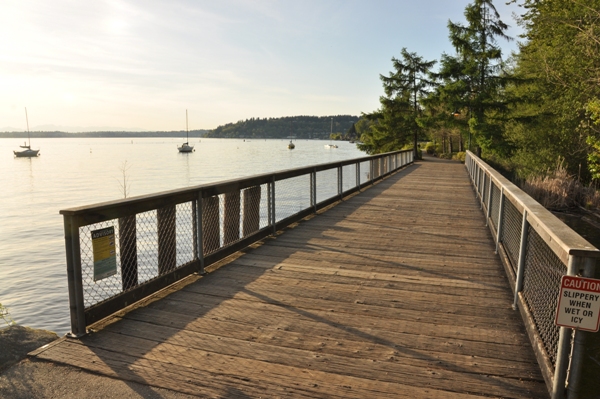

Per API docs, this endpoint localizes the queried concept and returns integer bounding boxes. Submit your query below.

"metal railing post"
[513,210,529,310]
[356,162,360,191]
[566,257,597,399]
[552,255,580,399]
[338,165,343,200]
[64,215,86,338]
[495,187,505,254]
[196,193,205,274]
[485,178,493,226]
[310,169,317,213]
[270,177,276,235]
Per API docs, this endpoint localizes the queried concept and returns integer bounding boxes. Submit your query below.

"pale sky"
[0,0,523,132]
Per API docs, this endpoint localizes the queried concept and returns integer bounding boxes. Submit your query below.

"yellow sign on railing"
[91,226,117,281]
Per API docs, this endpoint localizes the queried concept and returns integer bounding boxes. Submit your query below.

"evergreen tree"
[438,0,512,155]
[505,0,600,181]
[359,49,436,156]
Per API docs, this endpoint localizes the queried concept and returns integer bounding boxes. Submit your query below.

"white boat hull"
[14,148,40,157]
[178,143,194,153]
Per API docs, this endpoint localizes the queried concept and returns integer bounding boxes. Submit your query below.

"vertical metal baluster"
[566,257,597,399]
[271,177,276,235]
[196,193,205,274]
[495,188,505,254]
[552,255,580,399]
[356,162,360,191]
[512,210,529,310]
[486,178,493,226]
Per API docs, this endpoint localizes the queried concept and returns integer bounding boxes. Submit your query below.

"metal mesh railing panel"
[490,182,501,231]
[135,210,160,283]
[79,220,123,308]
[175,202,195,266]
[275,175,311,222]
[522,227,566,366]
[342,164,357,193]
[316,168,338,204]
[360,161,370,185]
[501,198,522,274]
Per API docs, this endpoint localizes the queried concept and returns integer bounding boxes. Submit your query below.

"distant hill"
[205,115,360,139]
[0,130,208,139]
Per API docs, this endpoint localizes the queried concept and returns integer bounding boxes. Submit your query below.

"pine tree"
[359,49,436,156]
[438,0,512,155]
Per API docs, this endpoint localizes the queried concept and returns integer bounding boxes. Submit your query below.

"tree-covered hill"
[205,115,359,139]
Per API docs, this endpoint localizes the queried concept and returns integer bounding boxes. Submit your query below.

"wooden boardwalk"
[32,157,548,398]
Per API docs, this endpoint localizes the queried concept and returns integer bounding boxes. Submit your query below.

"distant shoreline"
[0,131,208,139]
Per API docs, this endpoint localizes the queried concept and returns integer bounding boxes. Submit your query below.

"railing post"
[552,255,582,399]
[338,165,343,200]
[485,177,493,226]
[64,215,86,338]
[495,187,505,254]
[196,192,205,274]
[356,162,360,191]
[566,257,597,399]
[310,169,317,213]
[270,177,276,235]
[513,210,529,310]
[370,159,374,184]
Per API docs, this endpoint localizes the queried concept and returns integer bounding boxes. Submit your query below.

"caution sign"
[91,226,117,281]
[555,276,600,332]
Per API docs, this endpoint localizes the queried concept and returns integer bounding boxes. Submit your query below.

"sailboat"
[324,117,338,149]
[177,110,194,153]
[14,108,40,157]
[287,121,295,149]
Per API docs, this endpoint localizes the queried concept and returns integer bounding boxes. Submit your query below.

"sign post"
[555,275,600,332]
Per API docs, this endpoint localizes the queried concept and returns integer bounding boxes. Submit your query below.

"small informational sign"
[91,226,117,281]
[555,275,600,332]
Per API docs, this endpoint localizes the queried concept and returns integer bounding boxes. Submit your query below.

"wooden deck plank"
[32,157,548,398]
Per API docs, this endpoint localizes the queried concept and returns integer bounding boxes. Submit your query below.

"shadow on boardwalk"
[30,157,548,398]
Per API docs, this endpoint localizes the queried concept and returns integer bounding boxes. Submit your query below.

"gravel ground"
[0,325,200,399]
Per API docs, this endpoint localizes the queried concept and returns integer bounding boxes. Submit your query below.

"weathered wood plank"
[33,157,547,398]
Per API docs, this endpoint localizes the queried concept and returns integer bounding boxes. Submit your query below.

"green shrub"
[0,303,14,326]
[425,142,435,155]
[453,152,466,163]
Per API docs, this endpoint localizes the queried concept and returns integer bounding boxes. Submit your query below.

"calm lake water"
[0,137,365,335]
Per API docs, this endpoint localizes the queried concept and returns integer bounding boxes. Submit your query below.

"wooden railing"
[61,150,414,337]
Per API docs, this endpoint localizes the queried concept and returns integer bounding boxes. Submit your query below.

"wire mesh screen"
[275,176,311,222]
[316,168,338,204]
[78,203,203,309]
[360,161,370,185]
[522,227,566,366]
[490,182,501,231]
[500,198,523,274]
[342,164,357,193]
[175,202,195,267]
[79,219,123,308]
[203,184,269,255]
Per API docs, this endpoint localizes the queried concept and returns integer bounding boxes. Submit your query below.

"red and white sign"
[555,276,600,332]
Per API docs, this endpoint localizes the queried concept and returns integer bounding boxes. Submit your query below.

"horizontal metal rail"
[466,151,599,399]
[61,150,413,337]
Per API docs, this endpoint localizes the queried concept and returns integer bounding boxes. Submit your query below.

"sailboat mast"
[186,109,189,142]
[25,107,30,147]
